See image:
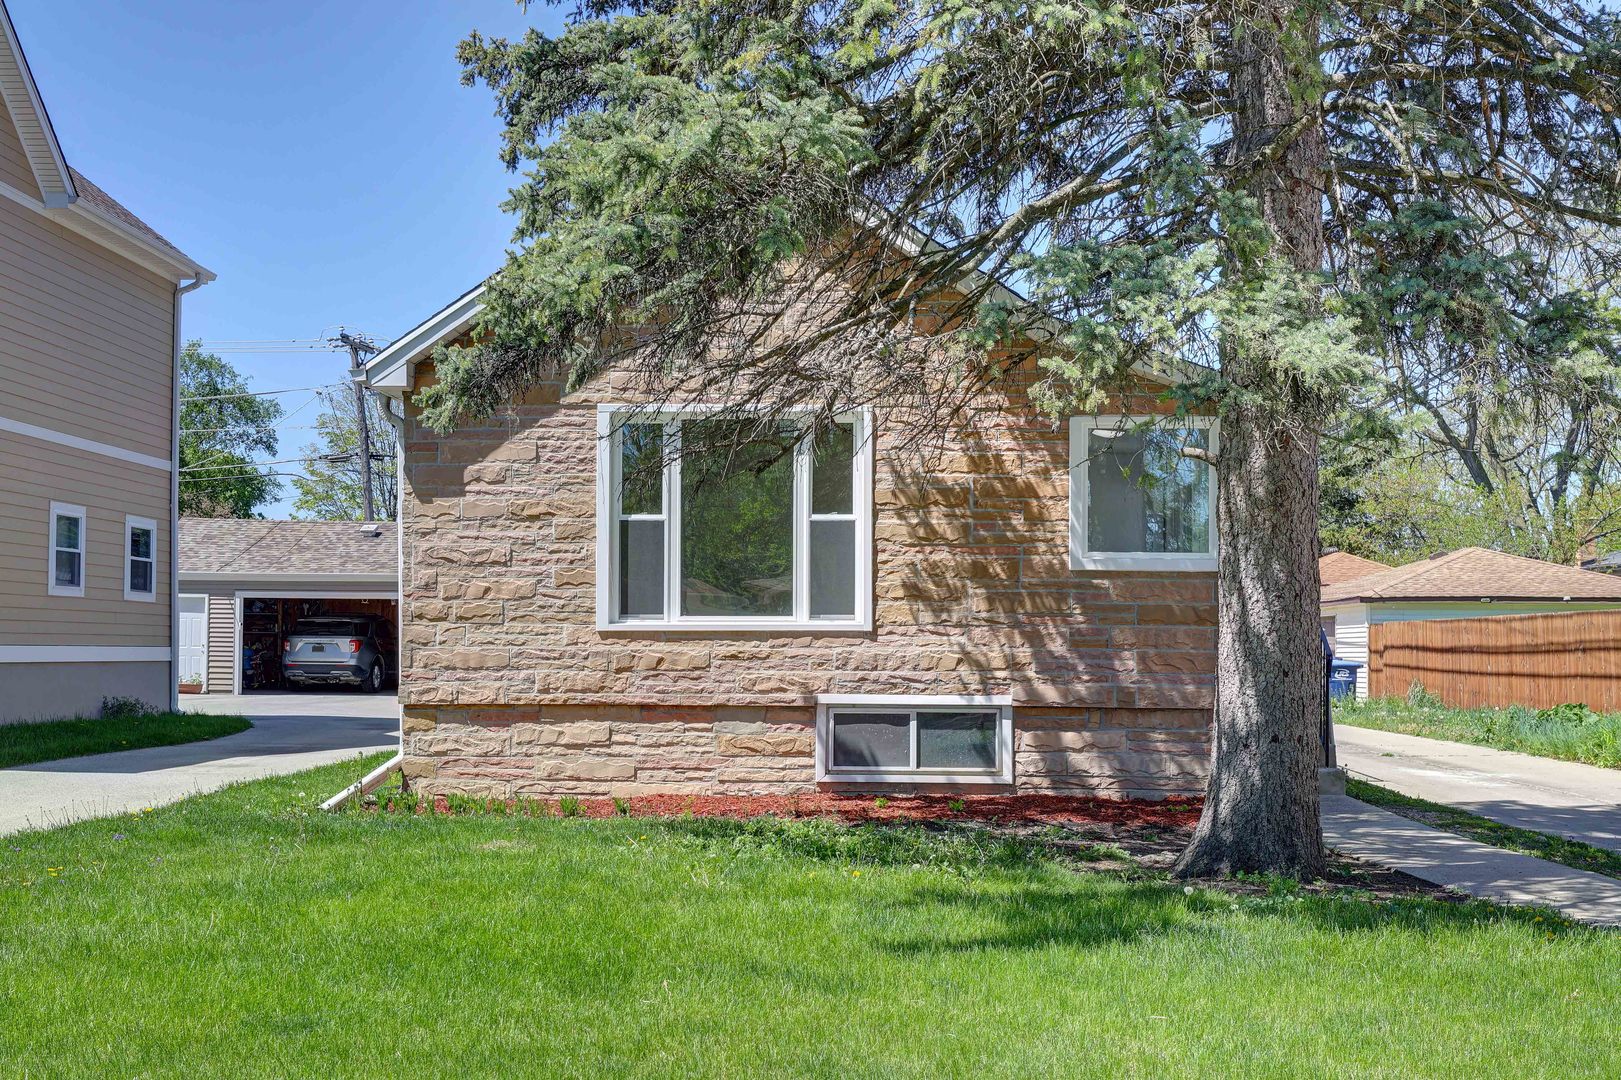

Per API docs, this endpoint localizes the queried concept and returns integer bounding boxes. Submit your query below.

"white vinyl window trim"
[47,501,86,598]
[815,694,1014,785]
[595,404,874,632]
[1069,415,1219,572]
[124,515,158,602]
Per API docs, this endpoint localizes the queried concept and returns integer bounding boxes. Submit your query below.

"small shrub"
[559,796,582,818]
[873,796,890,809]
[1405,682,1443,708]
[612,797,632,816]
[1537,703,1596,726]
[947,798,966,813]
[101,696,154,720]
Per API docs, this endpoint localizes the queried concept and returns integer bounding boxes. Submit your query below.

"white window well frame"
[1069,414,1219,572]
[595,404,874,632]
[815,694,1014,785]
[124,515,158,602]
[47,501,87,598]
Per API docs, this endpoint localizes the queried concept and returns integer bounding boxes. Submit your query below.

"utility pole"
[334,330,380,521]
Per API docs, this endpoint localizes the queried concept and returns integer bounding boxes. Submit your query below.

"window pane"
[809,519,855,618]
[831,712,910,769]
[618,519,665,618]
[917,711,999,770]
[679,420,793,617]
[130,560,154,594]
[129,527,153,560]
[1087,427,1210,553]
[619,423,664,516]
[55,550,80,587]
[55,514,79,551]
[811,422,855,515]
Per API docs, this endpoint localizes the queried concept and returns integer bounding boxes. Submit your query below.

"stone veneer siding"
[397,359,1216,800]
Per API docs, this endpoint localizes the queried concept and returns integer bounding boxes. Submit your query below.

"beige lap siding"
[0,194,176,462]
[0,430,169,646]
[398,361,1216,798]
[0,99,41,198]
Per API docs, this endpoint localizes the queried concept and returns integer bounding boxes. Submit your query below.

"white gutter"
[318,752,403,812]
[169,273,208,712]
[323,393,409,812]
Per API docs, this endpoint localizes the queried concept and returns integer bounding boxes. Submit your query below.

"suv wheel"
[362,660,384,694]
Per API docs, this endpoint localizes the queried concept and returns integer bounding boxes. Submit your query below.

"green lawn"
[0,710,250,769]
[1347,778,1621,881]
[1335,696,1621,769]
[2,757,1617,1079]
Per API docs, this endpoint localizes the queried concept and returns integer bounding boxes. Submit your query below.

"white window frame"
[47,501,87,598]
[595,404,874,632]
[815,694,1014,785]
[1069,415,1219,572]
[124,515,158,602]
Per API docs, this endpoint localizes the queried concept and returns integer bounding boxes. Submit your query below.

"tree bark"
[1174,2,1329,878]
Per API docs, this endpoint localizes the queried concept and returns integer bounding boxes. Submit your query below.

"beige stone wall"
[397,356,1215,799]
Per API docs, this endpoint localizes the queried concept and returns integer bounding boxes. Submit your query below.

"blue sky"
[10,1,565,513]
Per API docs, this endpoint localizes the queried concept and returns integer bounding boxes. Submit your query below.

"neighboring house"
[1317,551,1390,648]
[1321,547,1621,699]
[0,3,212,723]
[363,277,1220,800]
[178,518,397,694]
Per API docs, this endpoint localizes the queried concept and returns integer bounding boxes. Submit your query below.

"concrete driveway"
[1337,724,1621,854]
[0,692,398,837]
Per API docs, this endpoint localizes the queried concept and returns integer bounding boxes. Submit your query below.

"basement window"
[596,406,872,631]
[815,695,1014,785]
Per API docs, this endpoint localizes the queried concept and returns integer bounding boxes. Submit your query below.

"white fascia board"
[365,285,488,395]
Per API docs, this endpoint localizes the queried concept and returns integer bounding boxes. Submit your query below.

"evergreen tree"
[424,0,1621,875]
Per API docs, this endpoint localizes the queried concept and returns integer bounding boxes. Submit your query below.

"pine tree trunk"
[1173,4,1329,878]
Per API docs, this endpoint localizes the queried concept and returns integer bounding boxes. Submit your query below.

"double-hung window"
[597,406,872,630]
[1069,416,1218,571]
[48,502,86,598]
[125,516,157,601]
[816,695,1014,784]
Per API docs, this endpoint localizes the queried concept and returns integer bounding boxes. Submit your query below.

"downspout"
[322,381,407,810]
[169,273,209,712]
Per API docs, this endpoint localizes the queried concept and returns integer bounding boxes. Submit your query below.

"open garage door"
[236,594,398,693]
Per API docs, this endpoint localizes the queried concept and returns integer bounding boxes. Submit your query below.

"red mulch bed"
[409,792,1203,828]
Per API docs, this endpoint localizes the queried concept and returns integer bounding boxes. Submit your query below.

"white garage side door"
[179,595,208,688]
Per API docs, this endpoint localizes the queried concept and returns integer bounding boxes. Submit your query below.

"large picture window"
[1069,416,1218,571]
[815,695,1014,784]
[597,407,872,630]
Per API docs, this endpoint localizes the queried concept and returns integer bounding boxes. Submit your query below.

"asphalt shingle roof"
[1320,547,1621,604]
[180,518,396,578]
[67,166,199,268]
[1319,551,1391,588]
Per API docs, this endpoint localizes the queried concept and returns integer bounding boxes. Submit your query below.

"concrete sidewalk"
[0,693,398,836]
[1337,724,1621,854]
[1322,794,1621,927]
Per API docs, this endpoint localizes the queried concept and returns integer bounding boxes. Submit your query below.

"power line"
[180,383,342,403]
[179,470,314,484]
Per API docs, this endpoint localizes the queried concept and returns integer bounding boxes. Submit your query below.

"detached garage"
[178,518,398,694]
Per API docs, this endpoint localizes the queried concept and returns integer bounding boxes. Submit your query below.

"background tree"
[426,0,1621,876]
[290,387,398,521]
[179,342,282,518]
[1323,204,1621,565]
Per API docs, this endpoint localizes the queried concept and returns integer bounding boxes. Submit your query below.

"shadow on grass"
[660,814,1582,953]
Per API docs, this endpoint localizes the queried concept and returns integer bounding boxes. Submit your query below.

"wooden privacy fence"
[1369,609,1621,710]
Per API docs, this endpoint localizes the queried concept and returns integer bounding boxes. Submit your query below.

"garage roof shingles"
[1321,546,1621,604]
[180,518,396,577]
[1318,551,1391,588]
